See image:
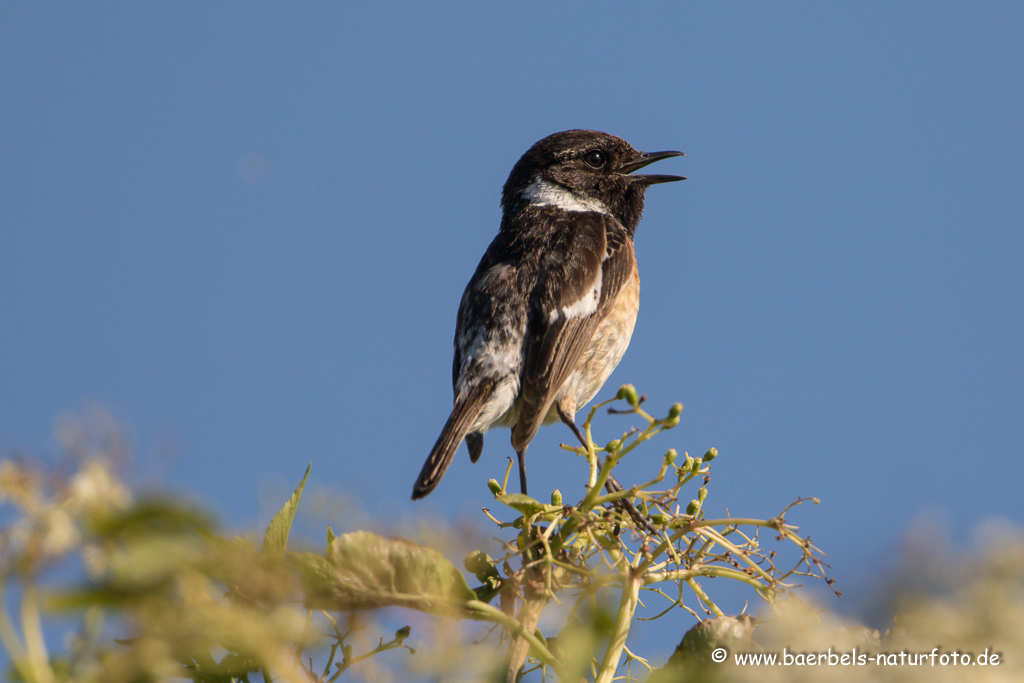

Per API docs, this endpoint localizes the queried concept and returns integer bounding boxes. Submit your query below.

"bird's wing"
[451,229,527,390]
[513,212,634,450]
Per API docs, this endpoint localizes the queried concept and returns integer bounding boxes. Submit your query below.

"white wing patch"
[548,267,602,323]
[521,177,610,215]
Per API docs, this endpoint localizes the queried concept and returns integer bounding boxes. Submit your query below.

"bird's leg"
[558,406,589,449]
[516,448,528,496]
[556,404,656,533]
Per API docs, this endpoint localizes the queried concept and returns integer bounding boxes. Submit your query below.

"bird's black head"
[501,129,685,234]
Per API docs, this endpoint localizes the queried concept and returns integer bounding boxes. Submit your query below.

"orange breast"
[545,264,640,425]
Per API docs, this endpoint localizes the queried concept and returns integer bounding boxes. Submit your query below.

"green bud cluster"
[617,384,639,407]
[465,550,499,582]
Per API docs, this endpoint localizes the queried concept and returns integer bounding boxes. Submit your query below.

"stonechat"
[413,130,684,499]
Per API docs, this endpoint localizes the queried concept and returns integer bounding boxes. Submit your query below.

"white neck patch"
[520,177,610,215]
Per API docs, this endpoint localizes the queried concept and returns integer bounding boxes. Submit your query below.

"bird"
[412,129,684,500]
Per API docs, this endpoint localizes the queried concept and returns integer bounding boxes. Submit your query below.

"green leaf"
[86,497,215,538]
[297,531,474,615]
[497,493,544,516]
[262,463,311,556]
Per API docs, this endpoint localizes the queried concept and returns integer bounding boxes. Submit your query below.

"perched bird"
[412,130,684,500]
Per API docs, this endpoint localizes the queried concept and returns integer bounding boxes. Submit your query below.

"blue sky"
[2,0,1023,666]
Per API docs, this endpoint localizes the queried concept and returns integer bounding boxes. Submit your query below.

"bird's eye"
[583,151,606,169]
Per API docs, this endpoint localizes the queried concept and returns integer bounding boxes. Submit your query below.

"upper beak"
[617,150,686,185]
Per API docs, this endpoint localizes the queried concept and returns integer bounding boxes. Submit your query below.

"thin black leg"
[517,449,528,495]
[557,405,588,448]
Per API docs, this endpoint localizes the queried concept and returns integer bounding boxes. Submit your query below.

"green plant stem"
[644,566,773,592]
[687,516,788,530]
[347,637,409,667]
[465,600,565,679]
[0,587,31,683]
[686,578,725,617]
[595,568,642,683]
[577,453,620,513]
[21,584,54,683]
[505,593,548,683]
[692,526,777,586]
[589,484,641,507]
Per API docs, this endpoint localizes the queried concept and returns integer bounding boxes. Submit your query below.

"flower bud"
[551,489,562,506]
[487,478,503,495]
[464,550,494,577]
[686,499,701,516]
[664,449,677,465]
[394,626,411,643]
[617,384,639,407]
[605,439,622,453]
[702,448,718,462]
[698,486,708,503]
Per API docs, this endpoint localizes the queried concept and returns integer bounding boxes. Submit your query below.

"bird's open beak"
[617,150,686,185]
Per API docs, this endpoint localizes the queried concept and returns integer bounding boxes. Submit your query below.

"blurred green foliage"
[2,397,1022,682]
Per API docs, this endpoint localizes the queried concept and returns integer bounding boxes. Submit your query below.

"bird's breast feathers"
[551,264,639,419]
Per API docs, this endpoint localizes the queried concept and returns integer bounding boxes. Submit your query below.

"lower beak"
[618,150,686,184]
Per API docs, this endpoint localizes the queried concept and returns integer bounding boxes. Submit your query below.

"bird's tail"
[412,379,494,499]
